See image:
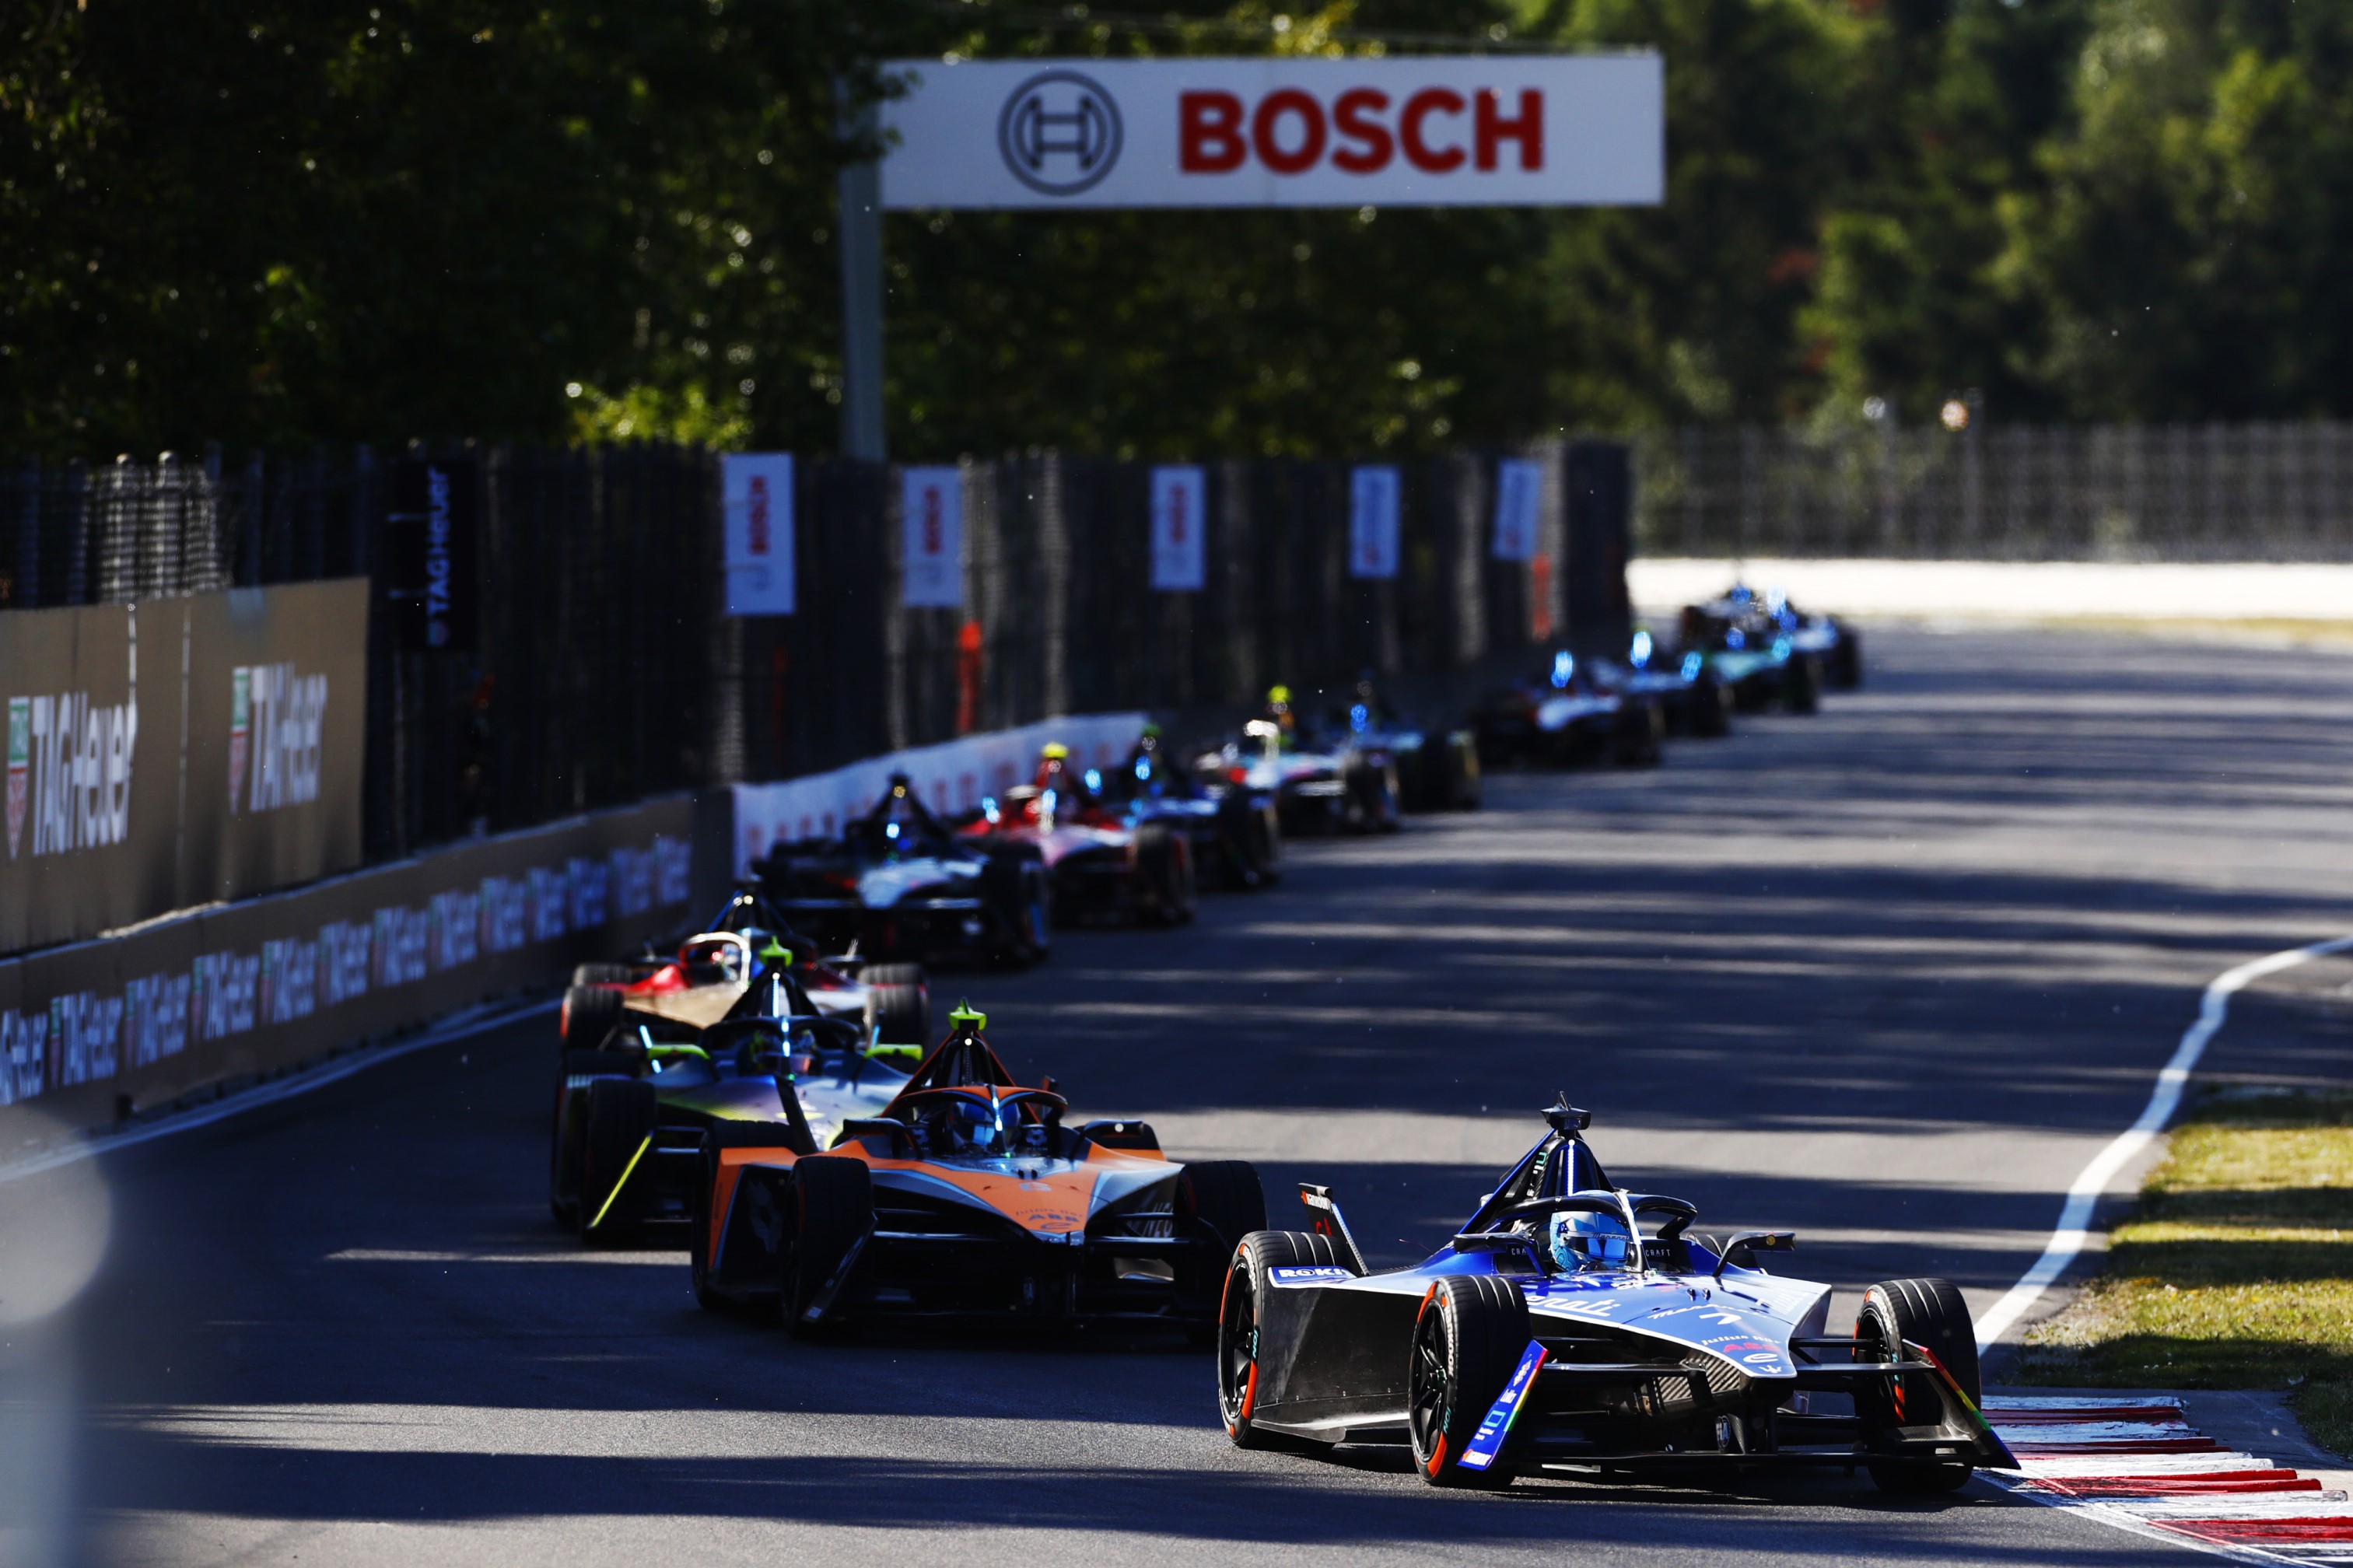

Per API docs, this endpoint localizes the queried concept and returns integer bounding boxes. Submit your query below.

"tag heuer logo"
[227,667,250,815]
[5,697,26,859]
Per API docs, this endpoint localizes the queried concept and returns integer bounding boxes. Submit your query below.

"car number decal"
[1459,1339,1548,1472]
[1266,1265,1354,1285]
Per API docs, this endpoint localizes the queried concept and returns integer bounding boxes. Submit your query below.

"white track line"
[1974,934,2353,1349]
[0,996,556,1186]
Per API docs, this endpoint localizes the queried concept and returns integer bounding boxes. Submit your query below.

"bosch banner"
[723,453,797,616]
[1150,465,1206,591]
[901,467,965,609]
[387,453,480,652]
[879,56,1662,211]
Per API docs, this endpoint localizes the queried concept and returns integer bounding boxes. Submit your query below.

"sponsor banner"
[0,581,368,955]
[0,600,179,953]
[184,580,369,907]
[1350,466,1401,580]
[879,56,1664,211]
[0,794,695,1139]
[387,454,480,652]
[1150,466,1207,591]
[1492,458,1542,563]
[730,712,1148,877]
[722,453,797,617]
[900,467,965,609]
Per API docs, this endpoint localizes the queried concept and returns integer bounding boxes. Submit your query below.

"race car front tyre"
[859,962,926,989]
[1407,1274,1530,1489]
[1856,1277,1981,1494]
[867,982,930,1047]
[571,962,639,988]
[561,982,627,1052]
[784,1155,872,1337]
[579,1077,658,1244]
[692,1124,798,1314]
[1218,1230,1348,1448]
[1136,824,1197,926]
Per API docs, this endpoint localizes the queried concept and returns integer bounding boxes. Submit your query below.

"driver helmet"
[926,1096,1004,1156]
[1549,1207,1634,1272]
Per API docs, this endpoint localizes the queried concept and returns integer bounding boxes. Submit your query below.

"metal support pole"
[836,83,887,464]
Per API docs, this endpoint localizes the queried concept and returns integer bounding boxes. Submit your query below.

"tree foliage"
[2,0,2348,460]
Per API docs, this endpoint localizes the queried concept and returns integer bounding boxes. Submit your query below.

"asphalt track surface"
[8,624,2353,1567]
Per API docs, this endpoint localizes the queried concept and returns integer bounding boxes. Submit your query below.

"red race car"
[958,745,1196,927]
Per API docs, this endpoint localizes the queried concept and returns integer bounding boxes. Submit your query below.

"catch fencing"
[1636,422,2353,562]
[2,442,1616,888]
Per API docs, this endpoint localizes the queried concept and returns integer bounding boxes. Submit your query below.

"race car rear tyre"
[1610,698,1665,767]
[1136,824,1197,926]
[571,962,639,988]
[1856,1277,1980,1494]
[784,1155,872,1338]
[1218,1230,1347,1449]
[1343,758,1402,833]
[1687,671,1733,738]
[1784,653,1823,715]
[550,1048,644,1223]
[1828,630,1863,690]
[1407,1273,1529,1489]
[579,1077,659,1244]
[867,982,930,1047]
[1444,733,1483,810]
[1181,1160,1268,1256]
[1214,793,1274,889]
[561,982,627,1052]
[982,852,1052,968]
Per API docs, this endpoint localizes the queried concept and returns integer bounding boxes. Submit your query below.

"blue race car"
[1215,1098,2012,1493]
[1675,585,1860,711]
[1092,725,1282,890]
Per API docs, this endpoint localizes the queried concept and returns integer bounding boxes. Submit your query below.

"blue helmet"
[1549,1207,1633,1272]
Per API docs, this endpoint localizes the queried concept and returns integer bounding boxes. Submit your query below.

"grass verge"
[2015,1087,2353,1458]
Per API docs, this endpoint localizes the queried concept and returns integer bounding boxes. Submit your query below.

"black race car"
[1472,651,1665,768]
[754,775,1052,968]
[1092,726,1283,890]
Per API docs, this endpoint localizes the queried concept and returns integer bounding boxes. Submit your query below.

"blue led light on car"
[1084,768,1102,793]
[1550,650,1575,689]
[1133,756,1151,780]
[1726,628,1745,650]
[1350,702,1370,732]
[1630,629,1653,668]
[1772,635,1793,661]
[884,821,900,841]
[1681,651,1703,681]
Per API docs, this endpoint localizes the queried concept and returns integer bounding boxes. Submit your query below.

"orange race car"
[687,1004,1265,1339]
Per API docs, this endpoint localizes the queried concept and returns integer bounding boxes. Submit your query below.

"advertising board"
[879,55,1663,211]
[0,580,369,955]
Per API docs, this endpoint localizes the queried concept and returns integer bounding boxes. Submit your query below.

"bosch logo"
[998,70,1123,196]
